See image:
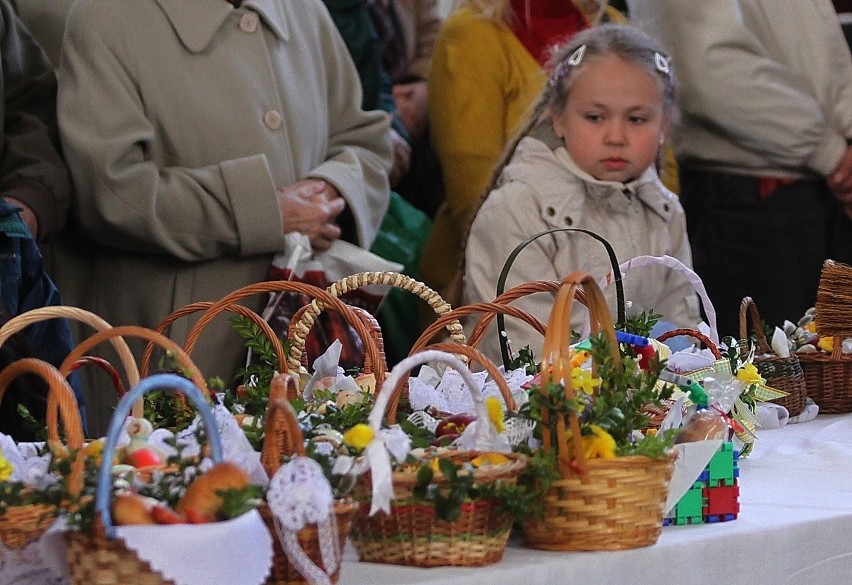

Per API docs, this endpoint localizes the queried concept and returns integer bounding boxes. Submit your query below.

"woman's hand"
[276,179,345,250]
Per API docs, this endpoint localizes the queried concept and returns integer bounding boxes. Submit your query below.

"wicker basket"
[522,272,675,551]
[260,381,357,585]
[0,358,86,549]
[64,374,230,585]
[349,349,528,567]
[739,297,807,416]
[797,260,852,413]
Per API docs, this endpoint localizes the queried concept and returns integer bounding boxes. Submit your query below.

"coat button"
[564,216,573,226]
[546,206,555,216]
[663,203,670,212]
[264,110,282,129]
[240,12,259,33]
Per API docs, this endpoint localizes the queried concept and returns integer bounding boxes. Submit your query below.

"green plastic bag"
[369,191,432,365]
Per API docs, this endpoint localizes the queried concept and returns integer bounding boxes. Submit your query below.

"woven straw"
[797,260,852,413]
[0,358,85,549]
[349,350,528,567]
[0,305,143,418]
[739,297,807,416]
[65,527,176,585]
[142,300,288,377]
[657,328,723,359]
[522,272,674,551]
[261,383,356,584]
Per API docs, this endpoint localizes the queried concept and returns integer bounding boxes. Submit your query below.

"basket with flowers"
[521,272,678,551]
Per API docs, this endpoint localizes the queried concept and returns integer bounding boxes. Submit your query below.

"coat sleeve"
[428,16,516,240]
[57,1,289,261]
[0,0,71,240]
[654,0,848,176]
[304,6,392,248]
[406,0,441,80]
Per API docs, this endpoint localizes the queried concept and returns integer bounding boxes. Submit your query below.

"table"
[338,413,852,584]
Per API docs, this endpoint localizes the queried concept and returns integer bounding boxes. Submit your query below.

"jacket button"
[564,216,573,226]
[546,206,555,216]
[264,110,282,129]
[663,203,670,212]
[240,12,259,33]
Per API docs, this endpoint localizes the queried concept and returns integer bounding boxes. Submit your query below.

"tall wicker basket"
[522,272,675,551]
[798,260,852,413]
[738,297,807,416]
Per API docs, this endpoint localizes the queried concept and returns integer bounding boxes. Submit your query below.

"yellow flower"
[818,337,834,353]
[342,423,374,451]
[583,425,617,460]
[570,349,590,368]
[471,453,510,467]
[736,363,765,386]
[804,322,817,333]
[0,453,13,481]
[485,396,505,434]
[572,367,601,394]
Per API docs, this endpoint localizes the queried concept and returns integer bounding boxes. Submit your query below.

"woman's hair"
[454,23,677,300]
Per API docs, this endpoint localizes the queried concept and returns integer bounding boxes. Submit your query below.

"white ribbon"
[365,427,411,516]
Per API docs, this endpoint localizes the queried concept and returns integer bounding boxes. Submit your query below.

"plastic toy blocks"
[664,442,740,526]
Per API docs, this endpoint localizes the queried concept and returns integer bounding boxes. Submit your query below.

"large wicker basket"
[797,260,852,413]
[260,376,357,585]
[0,358,86,549]
[739,296,807,416]
[348,349,527,567]
[522,272,675,551]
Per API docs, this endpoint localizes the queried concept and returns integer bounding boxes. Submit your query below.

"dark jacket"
[0,200,82,439]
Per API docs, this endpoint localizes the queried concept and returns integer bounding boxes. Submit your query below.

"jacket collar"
[499,137,675,227]
[153,0,290,53]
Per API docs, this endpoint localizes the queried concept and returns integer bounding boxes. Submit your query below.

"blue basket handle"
[95,373,224,537]
[495,228,625,368]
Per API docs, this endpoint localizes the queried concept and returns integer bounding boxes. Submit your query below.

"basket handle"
[93,374,224,538]
[293,271,466,351]
[383,342,517,426]
[538,272,620,475]
[287,303,386,376]
[0,358,86,497]
[410,302,546,355]
[0,306,143,417]
[738,296,772,354]
[260,381,305,479]
[656,327,723,359]
[182,281,383,383]
[141,301,288,377]
[495,229,625,369]
[59,326,209,397]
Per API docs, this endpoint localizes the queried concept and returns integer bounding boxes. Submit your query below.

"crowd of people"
[0,0,850,435]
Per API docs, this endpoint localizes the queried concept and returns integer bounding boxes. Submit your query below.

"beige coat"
[392,0,442,80]
[51,0,392,430]
[463,136,699,363]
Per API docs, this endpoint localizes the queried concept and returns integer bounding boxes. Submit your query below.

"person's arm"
[405,0,441,81]
[658,0,848,176]
[306,7,393,248]
[0,0,71,240]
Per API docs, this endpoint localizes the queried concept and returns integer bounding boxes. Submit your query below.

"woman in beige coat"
[52,0,392,430]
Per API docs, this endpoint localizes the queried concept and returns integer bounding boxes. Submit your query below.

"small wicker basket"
[522,272,675,551]
[260,376,357,585]
[797,260,852,413]
[0,358,86,549]
[348,349,528,567]
[738,296,807,416]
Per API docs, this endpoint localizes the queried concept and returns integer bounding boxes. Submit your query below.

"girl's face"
[551,53,670,184]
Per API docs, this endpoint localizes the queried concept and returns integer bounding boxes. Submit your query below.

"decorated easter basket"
[797,260,852,413]
[348,350,528,567]
[259,383,357,585]
[522,273,675,552]
[64,373,271,585]
[738,296,807,416]
[0,358,86,550]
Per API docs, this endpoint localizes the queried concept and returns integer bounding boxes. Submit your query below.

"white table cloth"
[338,413,852,584]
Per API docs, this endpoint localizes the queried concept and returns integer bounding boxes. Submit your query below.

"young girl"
[462,24,700,361]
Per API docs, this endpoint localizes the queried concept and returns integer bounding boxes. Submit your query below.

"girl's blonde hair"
[455,23,677,301]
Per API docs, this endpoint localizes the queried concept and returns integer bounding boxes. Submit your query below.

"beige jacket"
[51,0,392,429]
[629,0,852,178]
[463,136,699,363]
[392,0,442,80]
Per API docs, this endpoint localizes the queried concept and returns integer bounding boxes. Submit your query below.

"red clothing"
[508,0,588,66]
